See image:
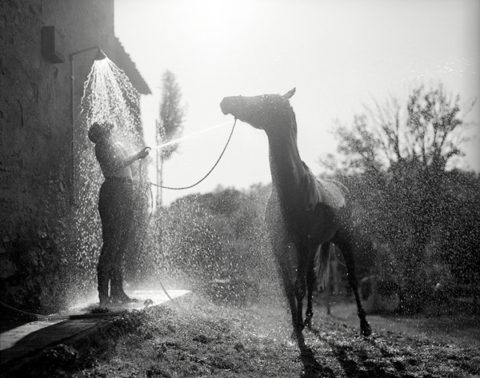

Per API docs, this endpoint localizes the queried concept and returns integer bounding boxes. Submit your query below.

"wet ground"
[38,295,480,377]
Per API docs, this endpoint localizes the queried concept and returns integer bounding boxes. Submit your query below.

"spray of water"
[153,121,231,151]
[68,56,146,305]
[80,57,143,149]
[64,56,283,320]
[67,56,236,307]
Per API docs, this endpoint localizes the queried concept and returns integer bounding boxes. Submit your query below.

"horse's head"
[220,88,296,133]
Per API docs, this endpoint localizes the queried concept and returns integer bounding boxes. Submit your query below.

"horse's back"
[301,163,347,210]
[314,178,347,209]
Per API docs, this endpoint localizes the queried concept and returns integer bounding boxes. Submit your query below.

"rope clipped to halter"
[149,118,237,190]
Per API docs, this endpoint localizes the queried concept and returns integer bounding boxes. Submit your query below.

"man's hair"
[88,122,113,144]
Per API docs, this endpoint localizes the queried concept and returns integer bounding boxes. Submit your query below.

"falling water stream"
[79,56,143,149]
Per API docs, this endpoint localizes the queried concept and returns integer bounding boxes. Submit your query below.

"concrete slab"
[0,288,189,370]
[0,320,64,352]
[0,318,108,367]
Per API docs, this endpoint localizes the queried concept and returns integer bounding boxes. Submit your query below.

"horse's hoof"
[300,345,314,357]
[304,317,313,329]
[361,321,372,337]
[291,331,297,341]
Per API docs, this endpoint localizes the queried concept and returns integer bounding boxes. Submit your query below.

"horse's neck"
[267,123,304,205]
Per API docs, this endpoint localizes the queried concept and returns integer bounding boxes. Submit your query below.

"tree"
[325,84,474,313]
[436,170,480,313]
[156,70,185,207]
[332,84,470,174]
[159,185,274,293]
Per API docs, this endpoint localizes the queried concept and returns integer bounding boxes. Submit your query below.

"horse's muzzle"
[220,97,233,115]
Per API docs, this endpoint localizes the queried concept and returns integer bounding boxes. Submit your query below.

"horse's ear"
[283,88,296,99]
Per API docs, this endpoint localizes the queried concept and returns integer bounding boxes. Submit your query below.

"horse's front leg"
[268,227,303,348]
[294,275,305,331]
[277,257,298,334]
[304,246,318,328]
[294,250,315,356]
[294,243,308,332]
[274,245,306,350]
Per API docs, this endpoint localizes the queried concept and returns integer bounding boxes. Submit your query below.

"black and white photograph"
[1,0,479,377]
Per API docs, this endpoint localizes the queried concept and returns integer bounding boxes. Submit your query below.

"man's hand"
[137,147,151,160]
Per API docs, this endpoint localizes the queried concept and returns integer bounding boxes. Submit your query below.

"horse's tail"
[317,243,331,290]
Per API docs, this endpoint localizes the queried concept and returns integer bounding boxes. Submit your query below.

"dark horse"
[220,89,371,353]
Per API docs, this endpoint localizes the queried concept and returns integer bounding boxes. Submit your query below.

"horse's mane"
[289,106,298,139]
[287,104,346,210]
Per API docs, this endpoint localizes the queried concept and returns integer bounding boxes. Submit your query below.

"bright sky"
[115,0,479,205]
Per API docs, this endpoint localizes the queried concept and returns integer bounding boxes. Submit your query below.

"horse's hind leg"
[333,230,372,336]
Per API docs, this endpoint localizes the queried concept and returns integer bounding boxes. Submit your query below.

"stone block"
[0,253,17,279]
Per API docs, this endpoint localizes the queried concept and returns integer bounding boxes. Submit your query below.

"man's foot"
[110,292,138,304]
[99,296,112,307]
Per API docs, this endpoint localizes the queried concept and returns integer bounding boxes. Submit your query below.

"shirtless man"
[88,122,150,305]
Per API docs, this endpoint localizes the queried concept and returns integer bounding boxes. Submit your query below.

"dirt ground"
[51,294,480,377]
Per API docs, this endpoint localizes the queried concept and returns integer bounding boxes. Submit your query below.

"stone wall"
[0,0,115,313]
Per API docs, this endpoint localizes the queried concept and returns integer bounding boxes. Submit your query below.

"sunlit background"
[115,0,479,204]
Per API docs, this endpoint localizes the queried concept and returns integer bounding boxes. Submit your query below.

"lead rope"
[149,118,237,190]
[136,118,237,309]
[135,159,178,307]
[134,174,179,308]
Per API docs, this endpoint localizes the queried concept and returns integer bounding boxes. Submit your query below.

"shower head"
[94,48,106,61]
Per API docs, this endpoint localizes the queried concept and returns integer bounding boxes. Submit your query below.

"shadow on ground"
[4,295,479,377]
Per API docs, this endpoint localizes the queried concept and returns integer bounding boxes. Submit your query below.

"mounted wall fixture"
[69,46,105,123]
[41,26,65,63]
